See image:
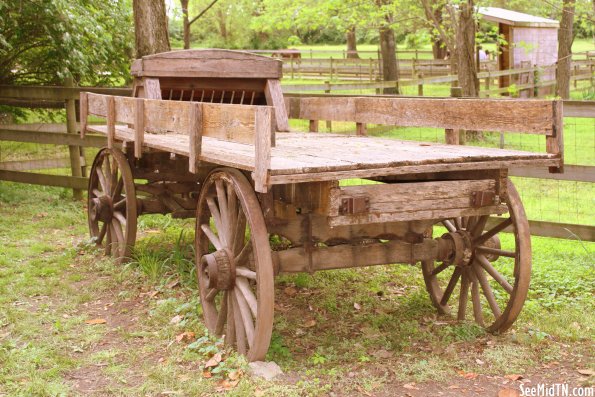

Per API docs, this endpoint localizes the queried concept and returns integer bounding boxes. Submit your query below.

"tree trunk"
[426,5,447,60]
[181,0,190,49]
[556,0,575,99]
[379,26,399,94]
[456,1,479,97]
[133,0,171,58]
[346,26,360,59]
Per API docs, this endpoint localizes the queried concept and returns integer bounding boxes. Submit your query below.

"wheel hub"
[441,231,474,267]
[90,195,113,223]
[201,249,236,290]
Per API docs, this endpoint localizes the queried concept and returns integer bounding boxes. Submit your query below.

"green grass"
[0,181,593,395]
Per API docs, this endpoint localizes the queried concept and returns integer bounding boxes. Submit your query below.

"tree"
[0,0,133,86]
[455,0,479,97]
[133,0,171,57]
[556,0,576,99]
[180,0,220,49]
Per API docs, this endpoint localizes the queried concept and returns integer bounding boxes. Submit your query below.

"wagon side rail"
[80,92,274,192]
[286,96,564,173]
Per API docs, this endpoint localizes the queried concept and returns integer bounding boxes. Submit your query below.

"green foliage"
[0,0,134,86]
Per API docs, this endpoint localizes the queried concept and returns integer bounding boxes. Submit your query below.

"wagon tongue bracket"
[201,249,236,290]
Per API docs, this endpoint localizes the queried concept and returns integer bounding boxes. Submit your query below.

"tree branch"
[188,0,220,26]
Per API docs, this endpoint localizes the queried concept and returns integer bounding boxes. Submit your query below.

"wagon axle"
[90,195,114,223]
[201,249,236,291]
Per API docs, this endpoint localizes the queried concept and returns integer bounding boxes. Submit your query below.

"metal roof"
[478,7,559,28]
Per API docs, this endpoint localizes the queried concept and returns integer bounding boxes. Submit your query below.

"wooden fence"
[0,85,593,241]
[282,63,595,98]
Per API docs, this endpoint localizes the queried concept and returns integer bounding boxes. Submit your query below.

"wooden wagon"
[80,50,563,362]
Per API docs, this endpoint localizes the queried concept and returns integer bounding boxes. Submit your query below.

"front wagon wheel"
[422,179,531,333]
[88,148,137,264]
[195,168,274,362]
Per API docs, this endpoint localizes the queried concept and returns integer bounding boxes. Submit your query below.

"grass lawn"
[0,175,593,395]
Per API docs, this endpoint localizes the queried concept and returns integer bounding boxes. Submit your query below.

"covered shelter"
[479,7,559,95]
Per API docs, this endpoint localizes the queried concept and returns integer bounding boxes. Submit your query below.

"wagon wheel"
[88,148,137,264]
[195,168,274,362]
[422,179,531,333]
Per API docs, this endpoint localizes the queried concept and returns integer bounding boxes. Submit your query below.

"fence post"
[417,72,424,96]
[290,57,295,79]
[324,81,332,132]
[369,58,373,82]
[484,72,491,97]
[445,87,463,145]
[330,57,334,80]
[64,77,84,200]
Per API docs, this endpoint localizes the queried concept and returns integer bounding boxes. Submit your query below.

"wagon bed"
[87,124,558,183]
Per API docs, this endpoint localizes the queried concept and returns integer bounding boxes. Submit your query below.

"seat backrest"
[130,49,289,132]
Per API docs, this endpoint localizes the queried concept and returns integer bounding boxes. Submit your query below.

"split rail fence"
[0,84,593,241]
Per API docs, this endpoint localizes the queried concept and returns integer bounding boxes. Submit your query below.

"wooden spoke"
[205,288,218,302]
[457,271,470,321]
[200,224,222,250]
[113,198,126,210]
[431,261,451,276]
[474,265,502,318]
[206,197,225,245]
[215,292,228,335]
[471,277,485,327]
[474,218,512,246]
[442,219,456,233]
[225,294,236,346]
[88,148,137,265]
[96,222,107,244]
[234,288,255,347]
[440,267,462,306]
[232,293,248,354]
[476,254,513,294]
[469,215,489,238]
[476,246,516,258]
[112,177,124,200]
[236,278,258,318]
[422,179,531,334]
[236,266,256,280]
[235,241,252,266]
[196,168,274,362]
[215,180,230,238]
[96,167,109,193]
[113,211,127,228]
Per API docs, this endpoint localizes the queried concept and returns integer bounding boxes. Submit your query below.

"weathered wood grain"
[189,102,203,173]
[134,99,145,158]
[79,93,88,138]
[130,49,282,79]
[264,79,289,132]
[254,107,272,193]
[106,96,115,149]
[296,97,558,135]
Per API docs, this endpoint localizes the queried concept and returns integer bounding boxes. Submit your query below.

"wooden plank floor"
[88,126,559,182]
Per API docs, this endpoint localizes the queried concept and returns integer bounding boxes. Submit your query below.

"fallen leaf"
[458,370,478,380]
[166,279,180,289]
[228,370,242,381]
[354,302,361,310]
[148,290,160,298]
[169,315,183,325]
[505,374,523,381]
[403,383,419,390]
[254,389,265,397]
[175,331,195,343]
[284,286,298,296]
[476,359,485,365]
[202,370,212,378]
[578,369,595,376]
[204,353,222,368]
[498,388,520,397]
[85,318,107,325]
[215,379,239,392]
[447,385,460,389]
[304,319,316,328]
